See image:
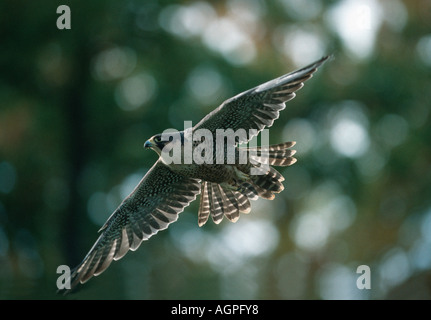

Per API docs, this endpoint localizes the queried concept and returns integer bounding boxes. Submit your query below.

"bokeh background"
[1,0,430,300]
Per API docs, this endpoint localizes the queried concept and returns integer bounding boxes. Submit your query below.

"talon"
[234,167,249,181]
[220,182,240,191]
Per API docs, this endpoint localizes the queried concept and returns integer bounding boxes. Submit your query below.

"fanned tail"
[198,182,250,226]
[197,141,296,226]
[244,141,296,200]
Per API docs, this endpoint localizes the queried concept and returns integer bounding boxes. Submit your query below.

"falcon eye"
[154,136,161,142]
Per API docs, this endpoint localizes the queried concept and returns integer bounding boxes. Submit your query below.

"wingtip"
[320,54,335,65]
[313,54,333,68]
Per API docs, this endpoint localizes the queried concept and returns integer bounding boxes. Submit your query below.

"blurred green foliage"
[0,0,430,299]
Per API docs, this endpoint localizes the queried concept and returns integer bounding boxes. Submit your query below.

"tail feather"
[251,169,284,193]
[239,182,259,200]
[233,191,251,213]
[209,183,224,224]
[220,188,240,223]
[198,182,251,226]
[240,181,273,200]
[198,183,210,227]
[197,141,296,226]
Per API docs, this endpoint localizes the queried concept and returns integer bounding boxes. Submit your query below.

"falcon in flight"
[61,56,330,292]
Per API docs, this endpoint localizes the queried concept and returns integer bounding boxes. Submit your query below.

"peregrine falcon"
[61,56,330,292]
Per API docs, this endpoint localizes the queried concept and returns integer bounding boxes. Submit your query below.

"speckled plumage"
[61,56,330,293]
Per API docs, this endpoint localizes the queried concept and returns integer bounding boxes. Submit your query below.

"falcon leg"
[220,182,240,191]
[220,167,250,191]
[233,167,249,181]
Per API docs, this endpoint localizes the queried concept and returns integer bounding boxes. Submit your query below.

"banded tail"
[198,141,296,226]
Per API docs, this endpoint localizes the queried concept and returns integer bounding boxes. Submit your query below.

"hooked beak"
[144,138,154,149]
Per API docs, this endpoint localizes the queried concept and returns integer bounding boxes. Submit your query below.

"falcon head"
[144,134,166,155]
[144,131,185,156]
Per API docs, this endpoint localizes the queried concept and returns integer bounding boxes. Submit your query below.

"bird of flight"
[61,56,330,293]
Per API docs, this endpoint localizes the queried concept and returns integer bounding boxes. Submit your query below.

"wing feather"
[193,56,330,143]
[62,160,201,293]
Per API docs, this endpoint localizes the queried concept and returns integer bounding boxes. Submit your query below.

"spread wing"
[62,160,201,293]
[193,56,330,143]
